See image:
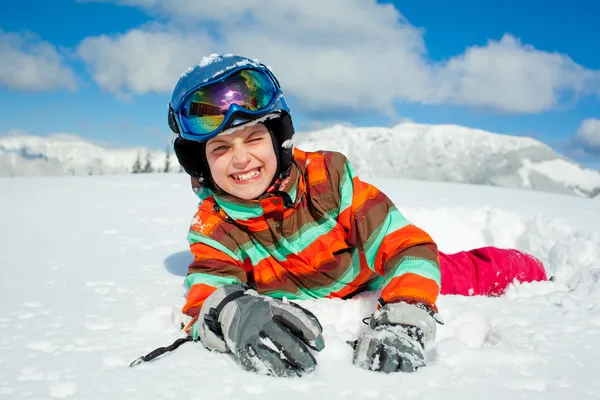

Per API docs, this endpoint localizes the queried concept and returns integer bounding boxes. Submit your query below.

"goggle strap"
[168,103,180,134]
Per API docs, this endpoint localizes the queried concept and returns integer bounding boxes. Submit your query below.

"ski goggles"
[173,67,284,141]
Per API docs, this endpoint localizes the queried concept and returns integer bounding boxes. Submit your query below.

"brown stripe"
[383,243,440,276]
[353,192,393,247]
[188,259,247,282]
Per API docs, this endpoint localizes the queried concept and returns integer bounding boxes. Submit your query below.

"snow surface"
[1,174,600,399]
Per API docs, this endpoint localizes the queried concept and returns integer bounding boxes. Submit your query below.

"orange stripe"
[381,273,439,310]
[182,283,218,314]
[295,232,347,266]
[191,210,224,236]
[253,234,347,285]
[351,177,380,211]
[253,258,289,285]
[374,225,434,275]
[307,154,327,184]
[337,207,352,232]
[294,148,307,162]
[261,200,279,215]
[190,242,238,263]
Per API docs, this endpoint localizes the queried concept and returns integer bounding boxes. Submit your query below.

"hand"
[195,284,325,377]
[353,302,439,373]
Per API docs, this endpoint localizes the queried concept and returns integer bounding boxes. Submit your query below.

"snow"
[1,173,600,399]
[0,134,177,176]
[523,158,600,192]
[295,122,600,198]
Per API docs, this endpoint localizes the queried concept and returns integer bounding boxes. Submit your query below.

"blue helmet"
[168,54,296,190]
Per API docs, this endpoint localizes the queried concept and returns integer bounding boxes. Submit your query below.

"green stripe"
[266,250,363,299]
[381,257,441,288]
[195,188,212,203]
[263,289,313,300]
[214,196,264,221]
[240,239,277,263]
[187,230,242,261]
[184,272,242,290]
[364,207,412,270]
[288,177,298,204]
[284,214,337,252]
[306,249,363,297]
[338,160,354,215]
[240,213,338,265]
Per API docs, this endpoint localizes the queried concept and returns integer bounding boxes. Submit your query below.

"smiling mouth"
[230,167,262,183]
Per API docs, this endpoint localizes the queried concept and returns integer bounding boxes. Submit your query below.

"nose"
[231,143,251,167]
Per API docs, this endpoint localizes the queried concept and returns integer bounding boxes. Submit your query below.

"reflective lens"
[178,69,278,136]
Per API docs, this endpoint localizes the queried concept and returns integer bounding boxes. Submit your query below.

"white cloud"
[74,0,600,114]
[77,27,216,95]
[0,30,77,91]
[435,35,600,113]
[575,118,600,154]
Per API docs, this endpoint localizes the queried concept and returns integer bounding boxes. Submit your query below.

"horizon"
[1,0,599,169]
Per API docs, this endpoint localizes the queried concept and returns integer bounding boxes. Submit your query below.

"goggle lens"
[178,69,278,136]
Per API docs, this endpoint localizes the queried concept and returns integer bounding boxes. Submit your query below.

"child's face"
[205,123,277,200]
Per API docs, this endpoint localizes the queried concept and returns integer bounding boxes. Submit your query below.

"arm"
[332,153,441,311]
[326,153,442,373]
[182,210,325,377]
[181,209,248,320]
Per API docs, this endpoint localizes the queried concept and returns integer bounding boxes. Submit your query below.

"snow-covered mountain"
[295,122,600,198]
[2,122,599,198]
[0,134,178,177]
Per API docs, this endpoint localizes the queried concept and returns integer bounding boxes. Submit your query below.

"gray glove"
[194,284,325,377]
[352,302,440,373]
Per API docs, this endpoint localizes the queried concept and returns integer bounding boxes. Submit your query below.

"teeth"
[233,169,260,181]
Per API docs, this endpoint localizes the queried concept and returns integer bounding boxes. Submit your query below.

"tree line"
[131,147,182,173]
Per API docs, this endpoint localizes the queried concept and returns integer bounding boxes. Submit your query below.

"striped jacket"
[182,149,441,320]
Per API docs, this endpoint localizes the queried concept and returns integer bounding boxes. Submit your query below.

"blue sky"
[1,0,599,168]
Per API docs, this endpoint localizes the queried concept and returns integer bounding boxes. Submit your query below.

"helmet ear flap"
[173,137,214,189]
[168,103,180,134]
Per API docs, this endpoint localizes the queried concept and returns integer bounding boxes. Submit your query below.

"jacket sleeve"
[331,153,441,311]
[181,209,248,319]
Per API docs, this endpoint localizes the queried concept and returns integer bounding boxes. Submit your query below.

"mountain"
[0,134,178,176]
[294,122,600,198]
[1,122,599,198]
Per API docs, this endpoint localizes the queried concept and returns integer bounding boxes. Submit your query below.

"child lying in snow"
[168,54,547,377]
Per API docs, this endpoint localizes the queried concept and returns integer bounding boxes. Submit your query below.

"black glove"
[353,301,440,373]
[194,284,325,377]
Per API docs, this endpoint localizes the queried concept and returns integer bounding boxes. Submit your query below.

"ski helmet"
[168,54,295,190]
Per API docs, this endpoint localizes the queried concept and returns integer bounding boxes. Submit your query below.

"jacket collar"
[196,162,306,227]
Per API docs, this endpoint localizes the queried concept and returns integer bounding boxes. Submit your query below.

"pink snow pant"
[439,247,547,296]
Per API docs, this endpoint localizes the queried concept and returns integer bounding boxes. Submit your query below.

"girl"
[168,54,547,377]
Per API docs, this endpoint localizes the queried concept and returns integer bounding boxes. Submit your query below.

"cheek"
[206,154,230,179]
[257,144,278,169]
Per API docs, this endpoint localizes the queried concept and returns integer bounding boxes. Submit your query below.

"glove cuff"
[196,283,252,352]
